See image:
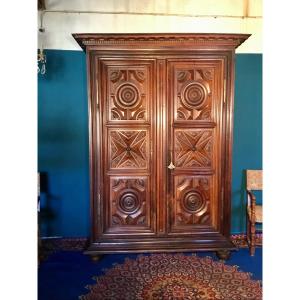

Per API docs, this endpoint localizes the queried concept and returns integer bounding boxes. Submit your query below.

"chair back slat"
[246,170,263,190]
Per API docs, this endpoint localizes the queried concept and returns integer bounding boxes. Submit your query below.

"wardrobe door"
[166,59,225,236]
[95,58,157,239]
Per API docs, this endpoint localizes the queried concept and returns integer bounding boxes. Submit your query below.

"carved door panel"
[97,59,157,237]
[167,59,225,235]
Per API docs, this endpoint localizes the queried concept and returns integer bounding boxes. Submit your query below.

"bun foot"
[90,254,103,263]
[216,250,231,260]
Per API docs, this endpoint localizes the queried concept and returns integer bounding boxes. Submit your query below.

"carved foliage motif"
[109,130,148,169]
[174,130,213,168]
[110,178,147,226]
[109,68,148,121]
[174,176,211,226]
[176,69,213,121]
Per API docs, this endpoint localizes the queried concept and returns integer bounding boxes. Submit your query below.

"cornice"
[72,33,251,52]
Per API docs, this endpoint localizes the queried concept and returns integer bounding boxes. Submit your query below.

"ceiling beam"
[39,9,262,19]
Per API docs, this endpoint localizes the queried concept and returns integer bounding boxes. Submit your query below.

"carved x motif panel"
[109,130,148,169]
[174,130,213,168]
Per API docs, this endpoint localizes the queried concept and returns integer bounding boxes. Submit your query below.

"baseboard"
[41,237,89,251]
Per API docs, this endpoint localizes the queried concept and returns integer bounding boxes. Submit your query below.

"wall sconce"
[38,27,46,75]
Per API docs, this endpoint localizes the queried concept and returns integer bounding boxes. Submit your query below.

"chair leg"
[246,214,250,245]
[250,221,256,256]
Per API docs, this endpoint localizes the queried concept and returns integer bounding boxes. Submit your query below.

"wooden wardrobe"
[73,33,250,259]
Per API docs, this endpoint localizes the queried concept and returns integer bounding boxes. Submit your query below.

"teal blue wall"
[38,51,90,237]
[232,54,262,232]
[38,50,262,237]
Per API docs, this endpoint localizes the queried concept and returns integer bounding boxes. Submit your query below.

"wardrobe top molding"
[72,33,250,52]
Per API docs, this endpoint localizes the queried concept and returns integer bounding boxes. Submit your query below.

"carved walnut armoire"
[73,33,250,259]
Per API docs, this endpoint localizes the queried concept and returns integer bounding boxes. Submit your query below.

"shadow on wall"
[231,170,247,233]
[38,115,85,170]
[39,172,61,237]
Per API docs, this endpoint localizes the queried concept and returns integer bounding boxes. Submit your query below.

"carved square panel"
[174,129,213,168]
[108,129,149,170]
[174,68,214,121]
[109,177,149,227]
[107,66,150,121]
[172,176,212,228]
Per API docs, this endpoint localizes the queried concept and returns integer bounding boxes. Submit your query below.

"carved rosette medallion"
[180,82,208,110]
[115,83,141,109]
[182,189,205,213]
[118,190,141,214]
[108,68,148,121]
[175,68,213,121]
[110,178,148,226]
[173,177,211,226]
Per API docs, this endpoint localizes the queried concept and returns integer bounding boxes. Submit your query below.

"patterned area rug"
[80,253,262,300]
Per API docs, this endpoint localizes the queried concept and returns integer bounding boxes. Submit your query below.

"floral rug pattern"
[80,253,262,300]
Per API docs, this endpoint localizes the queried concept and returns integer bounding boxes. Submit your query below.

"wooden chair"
[246,170,262,256]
